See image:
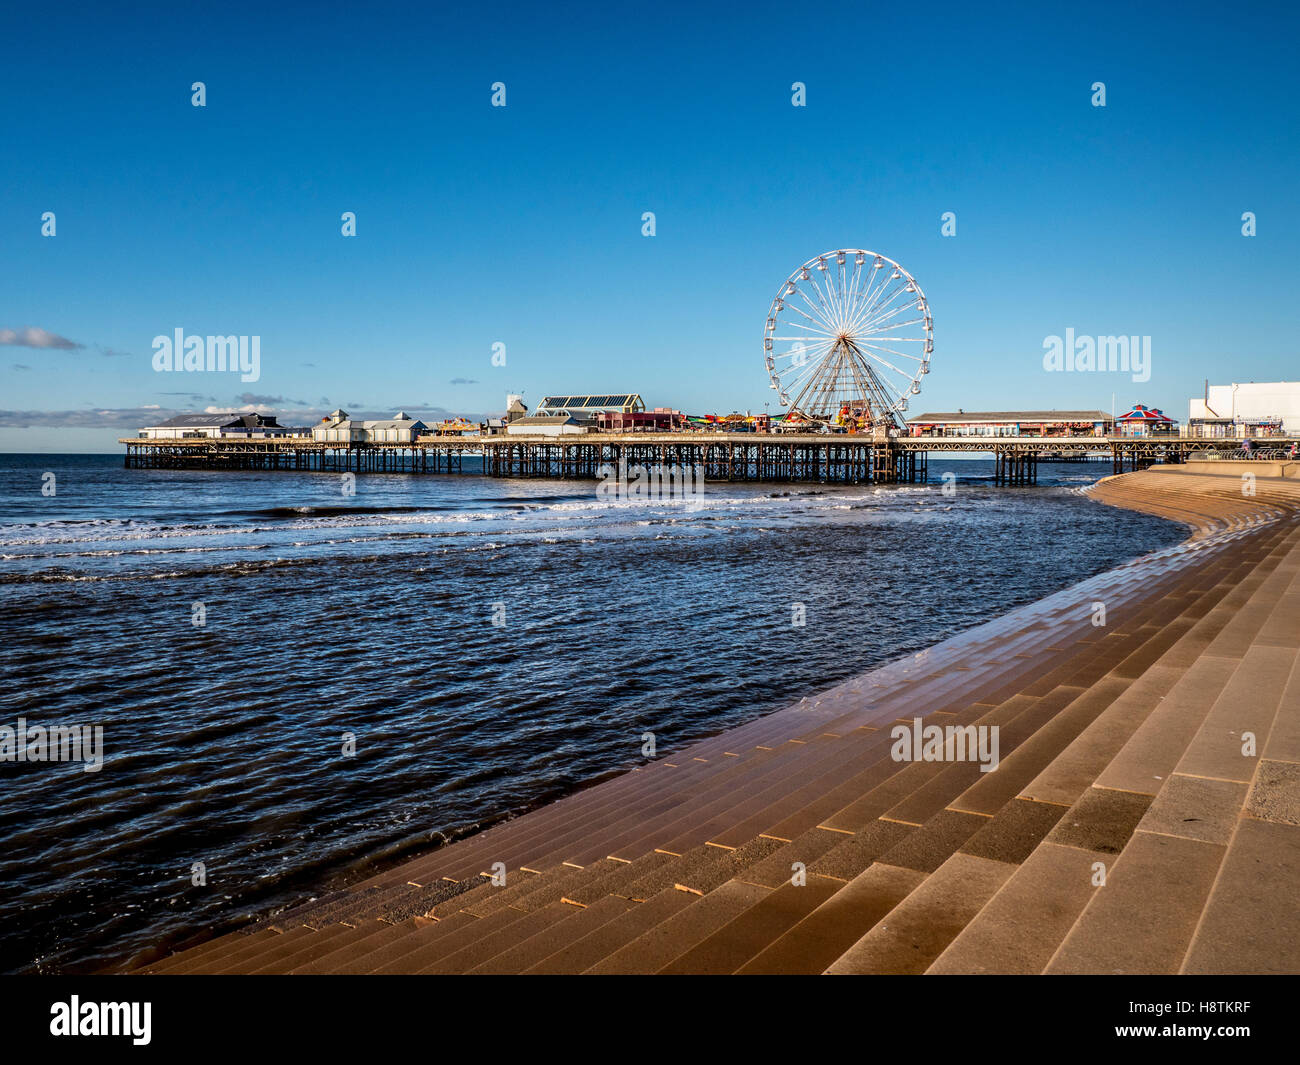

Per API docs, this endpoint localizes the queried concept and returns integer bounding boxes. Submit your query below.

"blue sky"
[2,0,1297,451]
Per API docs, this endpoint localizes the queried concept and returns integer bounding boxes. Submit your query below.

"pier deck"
[124,463,1300,975]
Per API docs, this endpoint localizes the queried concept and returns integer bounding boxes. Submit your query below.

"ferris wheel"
[764,250,932,429]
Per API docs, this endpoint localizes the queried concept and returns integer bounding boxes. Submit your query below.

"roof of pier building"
[536,393,645,414]
[1117,404,1175,423]
[508,415,582,427]
[365,413,427,431]
[315,410,426,430]
[144,412,280,429]
[908,410,1112,425]
[503,415,588,436]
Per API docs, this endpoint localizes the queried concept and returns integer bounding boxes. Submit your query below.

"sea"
[0,453,1187,973]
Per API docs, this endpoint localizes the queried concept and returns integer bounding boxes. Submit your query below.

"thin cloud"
[0,407,189,429]
[0,327,84,350]
[311,406,472,421]
[236,392,307,406]
[0,403,481,429]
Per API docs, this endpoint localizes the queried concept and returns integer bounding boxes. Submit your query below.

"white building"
[311,410,427,443]
[1188,382,1300,438]
[366,412,427,443]
[505,394,529,423]
[312,409,365,443]
[504,414,587,437]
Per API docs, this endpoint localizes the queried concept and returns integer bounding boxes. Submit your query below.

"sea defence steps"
[123,465,1300,975]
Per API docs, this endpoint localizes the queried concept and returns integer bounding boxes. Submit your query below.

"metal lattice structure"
[764,249,932,429]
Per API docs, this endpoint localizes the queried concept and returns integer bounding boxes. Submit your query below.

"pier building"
[1188,380,1300,438]
[140,413,292,440]
[906,411,1113,438]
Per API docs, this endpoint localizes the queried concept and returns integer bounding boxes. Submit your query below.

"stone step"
[463,895,637,974]
[928,840,1110,974]
[818,687,1071,835]
[288,916,452,975]
[825,853,1014,974]
[510,744,795,868]
[416,902,583,974]
[334,911,481,974]
[658,878,842,974]
[584,879,772,974]
[949,676,1133,817]
[1181,818,1300,974]
[623,837,783,900]
[1044,831,1228,974]
[366,904,548,974]
[523,888,701,974]
[736,863,925,975]
[244,918,402,975]
[138,927,278,975]
[166,924,317,975]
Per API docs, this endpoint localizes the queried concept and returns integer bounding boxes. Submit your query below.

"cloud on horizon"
[235,392,308,407]
[0,403,478,429]
[0,327,84,350]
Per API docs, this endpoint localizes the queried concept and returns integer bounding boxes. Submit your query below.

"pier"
[119,433,1297,487]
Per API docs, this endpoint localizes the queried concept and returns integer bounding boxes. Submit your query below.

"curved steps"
[126,467,1300,975]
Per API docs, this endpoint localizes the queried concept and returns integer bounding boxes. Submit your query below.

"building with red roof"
[1116,404,1178,437]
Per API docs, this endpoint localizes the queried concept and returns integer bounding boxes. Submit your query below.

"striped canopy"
[1118,404,1174,423]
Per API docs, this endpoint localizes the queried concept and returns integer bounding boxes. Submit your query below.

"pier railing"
[119,433,1299,486]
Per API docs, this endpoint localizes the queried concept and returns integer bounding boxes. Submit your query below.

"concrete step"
[736,864,925,975]
[584,879,772,974]
[658,878,842,974]
[284,917,432,975]
[463,894,637,974]
[928,840,1110,974]
[137,927,279,975]
[366,905,546,974]
[168,924,317,975]
[241,918,394,975]
[1181,818,1300,974]
[622,837,784,900]
[825,854,1014,974]
[1044,831,1228,974]
[524,888,701,974]
[336,910,480,974]
[416,902,582,974]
